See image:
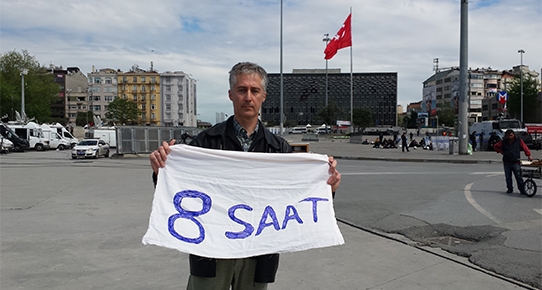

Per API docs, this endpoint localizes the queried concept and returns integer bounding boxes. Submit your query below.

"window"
[133,77,137,82]
[132,85,137,92]
[105,78,112,84]
[141,94,146,101]
[151,85,155,91]
[151,94,156,100]
[151,77,156,84]
[141,77,146,83]
[122,77,127,83]
[93,96,100,101]
[142,104,146,110]
[165,85,171,92]
[93,105,101,111]
[133,94,137,101]
[151,104,156,110]
[141,86,146,92]
[165,94,171,101]
[94,78,101,84]
[141,113,146,119]
[165,76,171,83]
[165,104,171,110]
[151,113,155,119]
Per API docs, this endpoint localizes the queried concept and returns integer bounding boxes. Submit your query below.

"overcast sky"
[1,0,540,124]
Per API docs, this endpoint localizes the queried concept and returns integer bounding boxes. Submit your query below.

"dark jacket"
[152,116,292,283]
[494,137,531,164]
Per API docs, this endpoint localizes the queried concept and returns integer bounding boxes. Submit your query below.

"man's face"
[229,73,266,120]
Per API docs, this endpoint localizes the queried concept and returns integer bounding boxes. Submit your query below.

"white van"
[50,123,78,148]
[41,124,70,150]
[7,121,50,151]
[92,128,117,148]
[289,127,308,134]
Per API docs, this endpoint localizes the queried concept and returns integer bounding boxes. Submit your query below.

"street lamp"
[518,49,525,123]
[20,69,28,120]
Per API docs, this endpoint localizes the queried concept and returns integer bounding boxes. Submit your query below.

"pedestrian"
[149,62,342,290]
[479,132,484,151]
[487,132,501,151]
[470,131,477,152]
[401,132,409,152]
[409,132,413,141]
[493,129,533,194]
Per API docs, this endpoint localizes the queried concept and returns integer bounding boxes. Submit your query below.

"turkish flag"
[324,14,352,60]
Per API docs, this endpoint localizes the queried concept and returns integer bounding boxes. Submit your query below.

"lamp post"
[518,49,525,123]
[20,69,28,120]
[323,33,331,107]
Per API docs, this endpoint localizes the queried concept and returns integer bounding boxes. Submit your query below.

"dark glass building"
[261,70,398,126]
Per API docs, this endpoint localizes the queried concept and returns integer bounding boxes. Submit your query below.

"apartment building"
[87,68,118,122]
[160,71,197,127]
[117,64,161,125]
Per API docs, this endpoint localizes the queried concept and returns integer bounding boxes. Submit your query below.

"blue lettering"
[281,205,304,229]
[300,197,329,223]
[225,204,254,239]
[168,190,212,244]
[255,206,280,236]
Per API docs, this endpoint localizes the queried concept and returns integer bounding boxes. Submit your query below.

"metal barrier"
[116,126,202,155]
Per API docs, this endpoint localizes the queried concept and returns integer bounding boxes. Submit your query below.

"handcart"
[520,160,542,197]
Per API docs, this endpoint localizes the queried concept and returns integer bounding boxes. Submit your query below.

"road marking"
[464,182,501,223]
[342,171,470,176]
[470,172,502,175]
[534,209,542,215]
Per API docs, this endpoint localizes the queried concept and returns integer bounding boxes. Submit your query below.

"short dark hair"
[229,62,268,91]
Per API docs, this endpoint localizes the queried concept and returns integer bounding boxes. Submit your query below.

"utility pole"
[20,69,28,121]
[458,0,469,154]
[518,49,525,124]
[279,0,284,136]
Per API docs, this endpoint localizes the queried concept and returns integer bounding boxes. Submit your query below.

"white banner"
[142,145,344,259]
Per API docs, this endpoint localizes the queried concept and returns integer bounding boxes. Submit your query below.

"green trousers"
[186,258,268,290]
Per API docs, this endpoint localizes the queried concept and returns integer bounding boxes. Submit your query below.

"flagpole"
[279,0,284,136]
[350,7,353,132]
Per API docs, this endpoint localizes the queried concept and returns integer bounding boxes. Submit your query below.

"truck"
[91,128,117,148]
[7,121,50,151]
[469,119,532,149]
[49,123,79,148]
[41,124,71,150]
[0,122,30,152]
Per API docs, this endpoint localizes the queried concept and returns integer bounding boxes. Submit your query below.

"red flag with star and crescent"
[324,13,352,60]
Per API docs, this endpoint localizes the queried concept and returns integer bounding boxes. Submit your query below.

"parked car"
[71,139,110,159]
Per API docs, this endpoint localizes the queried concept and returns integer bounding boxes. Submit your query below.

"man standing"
[470,131,477,152]
[150,62,342,290]
[401,132,409,152]
[494,129,533,194]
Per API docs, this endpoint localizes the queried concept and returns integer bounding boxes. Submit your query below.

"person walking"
[150,62,342,290]
[470,131,477,152]
[401,132,409,152]
[493,129,533,194]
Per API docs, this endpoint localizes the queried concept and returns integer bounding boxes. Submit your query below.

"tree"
[0,50,58,122]
[436,102,455,128]
[317,101,342,127]
[352,108,374,132]
[403,111,418,128]
[105,97,140,125]
[75,111,95,127]
[506,75,539,123]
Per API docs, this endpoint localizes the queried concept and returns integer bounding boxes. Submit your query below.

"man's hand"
[327,156,341,193]
[150,139,176,174]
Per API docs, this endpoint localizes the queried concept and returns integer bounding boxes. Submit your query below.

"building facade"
[160,71,197,127]
[262,69,398,127]
[117,64,161,125]
[423,65,540,124]
[87,68,118,122]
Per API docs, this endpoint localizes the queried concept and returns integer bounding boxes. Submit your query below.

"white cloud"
[1,0,540,122]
